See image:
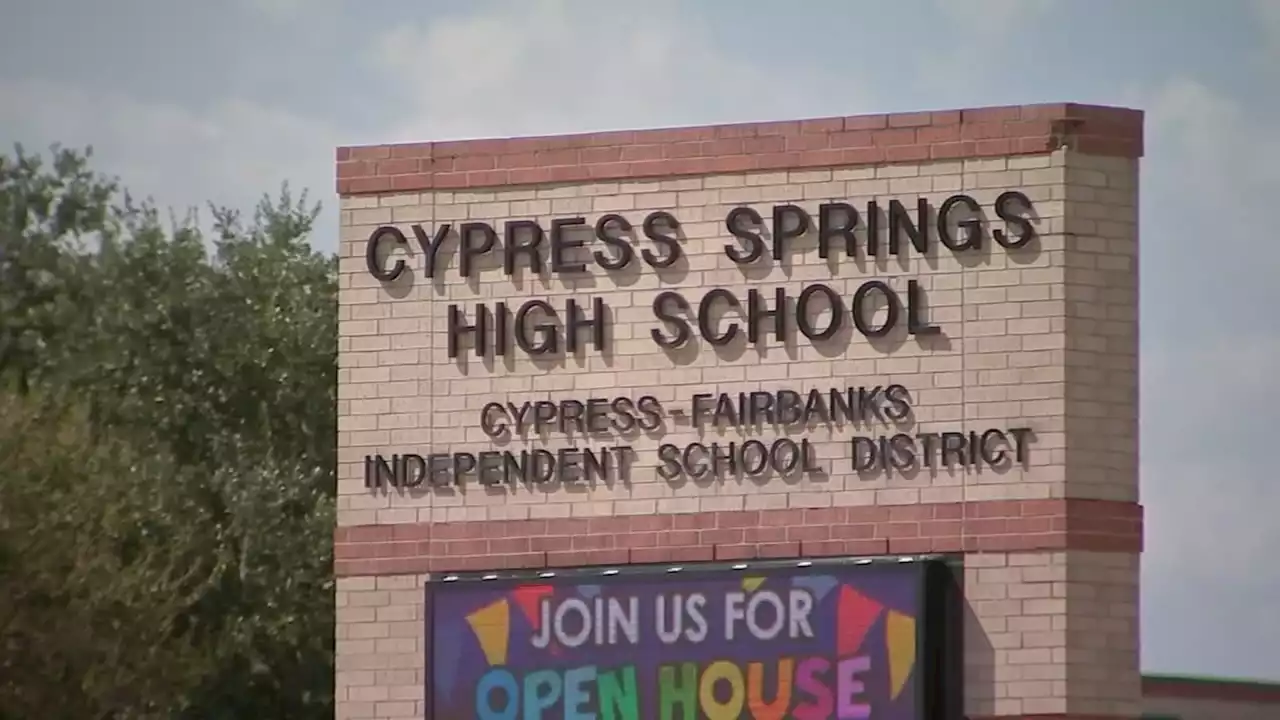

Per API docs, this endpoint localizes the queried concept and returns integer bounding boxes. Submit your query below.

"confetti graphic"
[429,562,936,719]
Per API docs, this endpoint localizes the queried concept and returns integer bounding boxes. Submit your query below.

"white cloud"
[919,0,1058,101]
[237,0,310,18]
[1137,76,1280,677]
[935,0,1056,36]
[1149,78,1280,193]
[0,76,341,248]
[1143,339,1280,572]
[372,0,863,143]
[1251,0,1280,69]
[1139,77,1280,336]
[236,0,344,31]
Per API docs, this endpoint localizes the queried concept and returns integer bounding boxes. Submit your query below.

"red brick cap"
[968,715,1141,720]
[1142,675,1280,704]
[333,497,1142,577]
[335,102,1143,195]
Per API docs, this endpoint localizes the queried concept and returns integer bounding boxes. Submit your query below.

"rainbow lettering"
[430,563,929,720]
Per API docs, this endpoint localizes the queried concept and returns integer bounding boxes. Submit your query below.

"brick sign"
[334,103,1144,720]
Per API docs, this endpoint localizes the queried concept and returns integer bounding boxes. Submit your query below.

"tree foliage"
[1,393,204,719]
[0,145,337,719]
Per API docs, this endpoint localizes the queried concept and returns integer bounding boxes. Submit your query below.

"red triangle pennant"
[512,584,555,631]
[837,585,884,657]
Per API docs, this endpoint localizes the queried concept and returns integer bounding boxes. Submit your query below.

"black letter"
[448,304,489,358]
[907,280,940,336]
[561,399,587,434]
[747,288,787,343]
[452,453,477,485]
[656,444,683,481]
[503,220,545,274]
[979,429,1007,466]
[769,438,802,475]
[1008,427,1034,463]
[651,291,692,349]
[642,211,682,268]
[551,217,588,273]
[796,284,845,341]
[691,394,713,428]
[776,391,803,426]
[725,207,766,264]
[400,454,426,488]
[771,204,810,261]
[818,203,860,259]
[458,222,497,278]
[865,200,881,256]
[850,281,900,339]
[481,402,509,438]
[427,454,453,487]
[851,437,879,472]
[937,194,983,251]
[366,226,407,281]
[566,297,606,353]
[740,441,768,476]
[410,223,452,279]
[940,432,967,466]
[888,198,930,255]
[884,384,911,421]
[993,190,1037,249]
[888,435,915,470]
[593,214,635,271]
[515,300,558,354]
[698,289,740,346]
[636,396,663,431]
[366,455,394,489]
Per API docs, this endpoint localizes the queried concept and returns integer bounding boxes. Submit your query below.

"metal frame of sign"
[423,553,963,720]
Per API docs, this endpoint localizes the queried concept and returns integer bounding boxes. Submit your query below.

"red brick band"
[1143,675,1280,703]
[969,715,1139,720]
[334,498,1141,577]
[335,102,1143,195]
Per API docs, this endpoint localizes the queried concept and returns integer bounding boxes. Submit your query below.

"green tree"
[0,146,112,394]
[0,146,337,718]
[0,392,213,719]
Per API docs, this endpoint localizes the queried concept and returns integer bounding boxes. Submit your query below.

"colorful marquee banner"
[426,559,945,720]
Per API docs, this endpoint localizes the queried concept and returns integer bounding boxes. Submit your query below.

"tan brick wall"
[336,574,427,719]
[1060,156,1140,503]
[961,551,1140,717]
[337,149,1137,524]
[334,104,1143,720]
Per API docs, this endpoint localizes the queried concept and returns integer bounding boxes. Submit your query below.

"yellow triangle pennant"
[886,610,916,700]
[465,599,511,666]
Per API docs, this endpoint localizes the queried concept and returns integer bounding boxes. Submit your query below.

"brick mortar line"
[333,498,1142,577]
[335,102,1143,195]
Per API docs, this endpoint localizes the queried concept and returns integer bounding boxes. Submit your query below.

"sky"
[4,0,1279,681]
